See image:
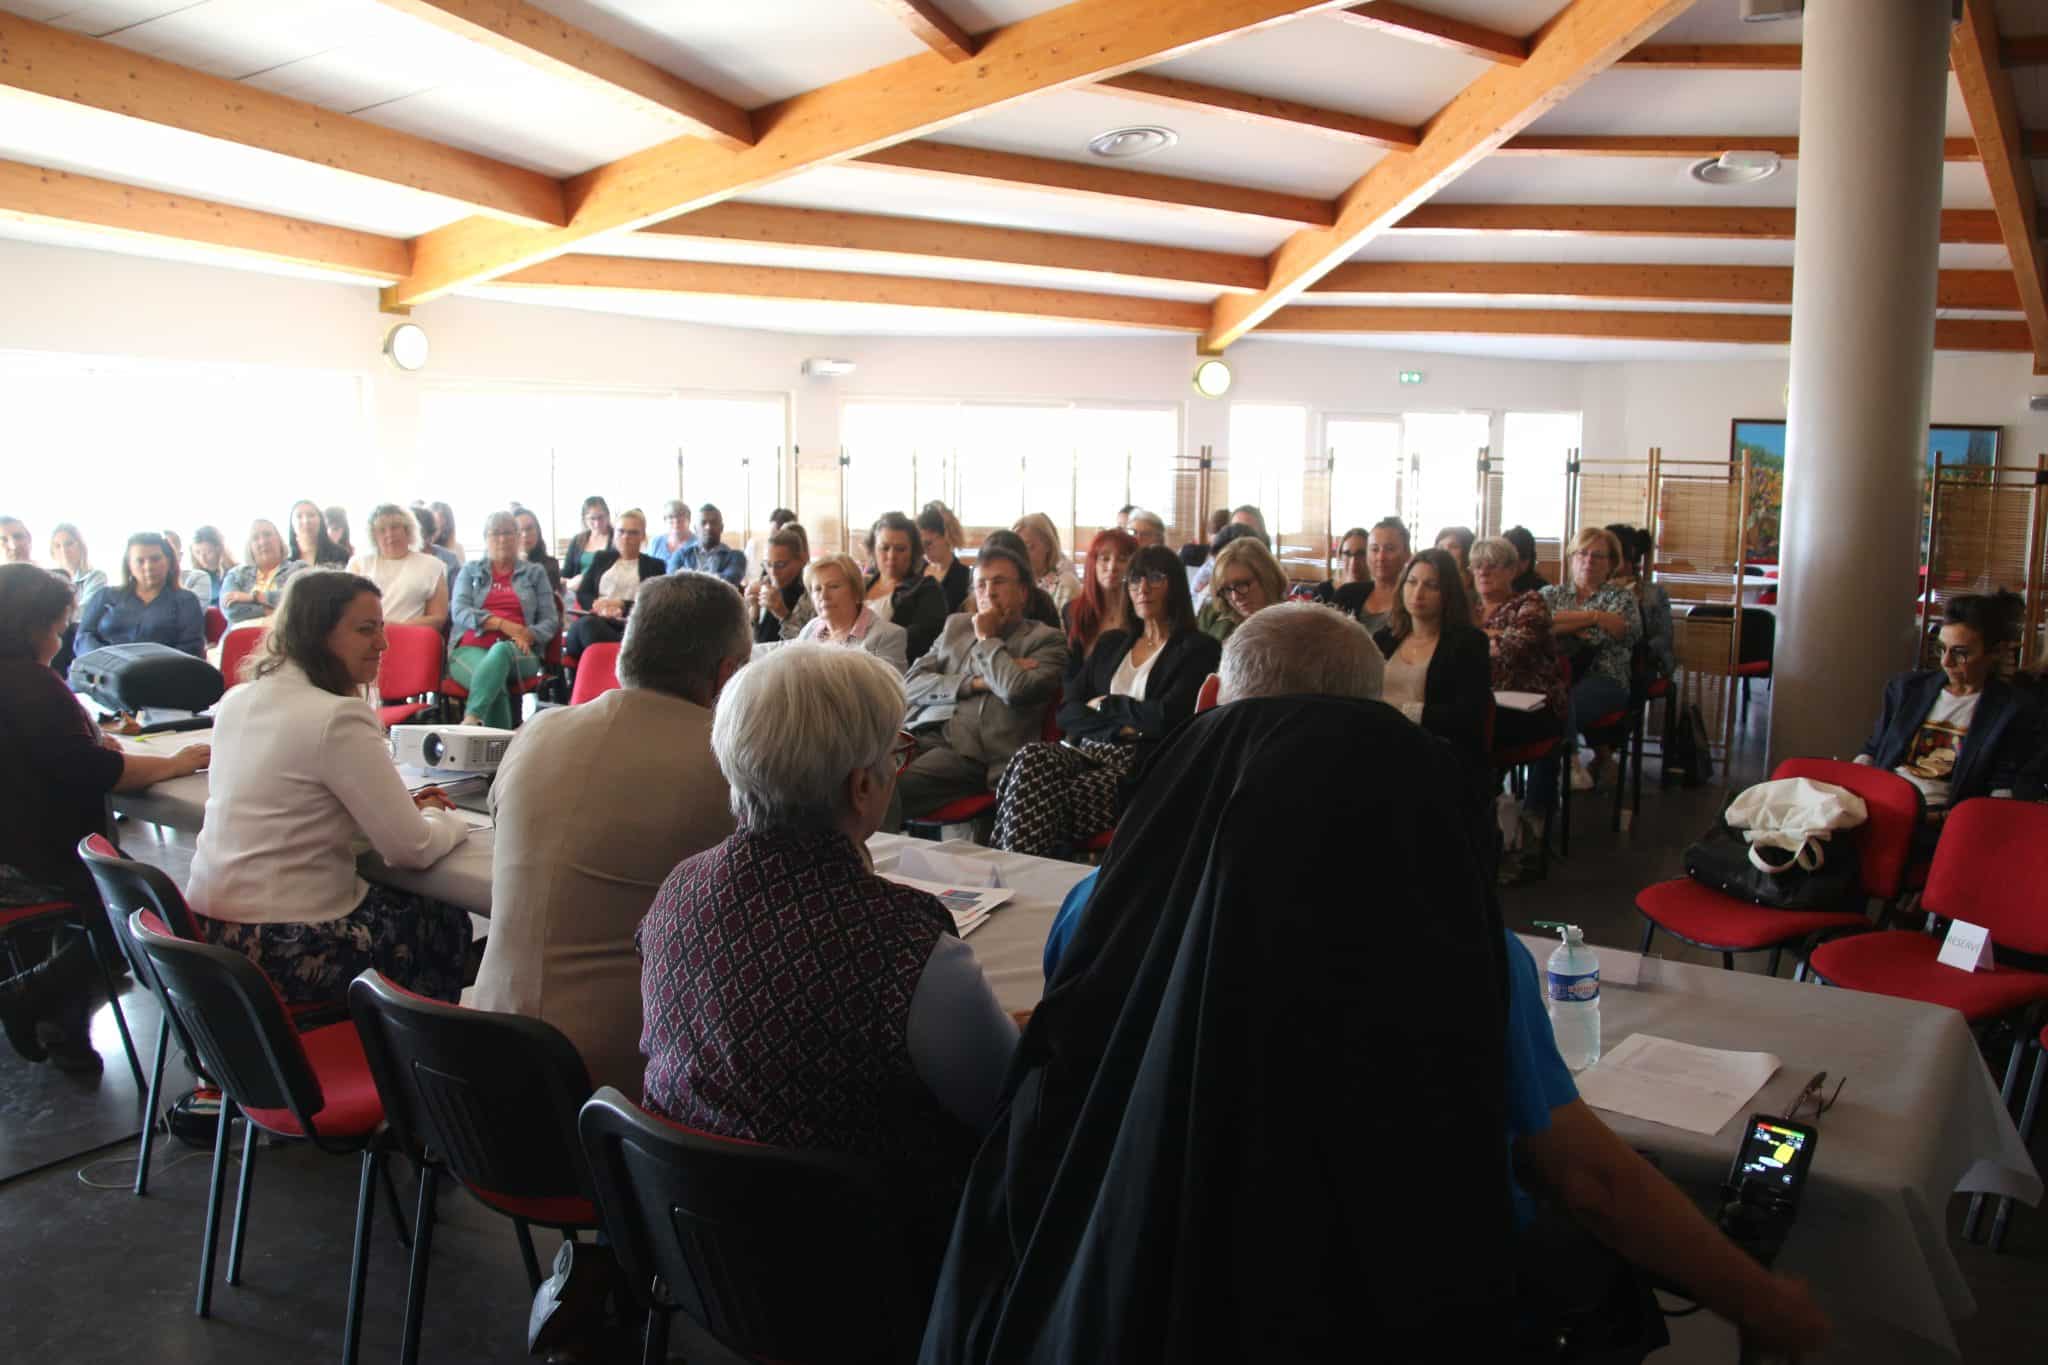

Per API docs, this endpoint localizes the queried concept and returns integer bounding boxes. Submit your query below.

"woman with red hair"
[1062,527,1137,687]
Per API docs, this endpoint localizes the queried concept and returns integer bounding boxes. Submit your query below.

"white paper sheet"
[1493,690,1548,713]
[1576,1033,1781,1136]
[879,873,1014,937]
[894,847,1004,889]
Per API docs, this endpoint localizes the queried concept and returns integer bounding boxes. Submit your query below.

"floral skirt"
[200,883,472,1004]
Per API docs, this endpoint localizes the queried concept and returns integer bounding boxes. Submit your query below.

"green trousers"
[448,641,540,729]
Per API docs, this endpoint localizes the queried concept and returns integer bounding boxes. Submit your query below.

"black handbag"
[68,642,224,715]
[1683,822,1861,911]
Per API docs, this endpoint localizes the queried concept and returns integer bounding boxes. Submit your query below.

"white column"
[1769,0,1953,767]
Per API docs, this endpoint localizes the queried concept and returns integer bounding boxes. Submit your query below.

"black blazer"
[868,572,948,664]
[1058,628,1223,751]
[1861,671,2042,804]
[934,560,972,616]
[1373,623,1494,769]
[574,550,665,613]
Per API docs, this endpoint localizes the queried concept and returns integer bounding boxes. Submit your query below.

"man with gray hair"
[1127,508,1166,549]
[472,571,752,1096]
[1216,601,1383,705]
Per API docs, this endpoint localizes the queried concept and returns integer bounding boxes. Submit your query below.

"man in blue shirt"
[666,503,745,586]
[649,499,695,562]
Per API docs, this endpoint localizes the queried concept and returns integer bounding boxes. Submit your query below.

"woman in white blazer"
[186,568,474,1002]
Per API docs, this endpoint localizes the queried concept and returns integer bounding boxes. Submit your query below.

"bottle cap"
[1532,920,1583,945]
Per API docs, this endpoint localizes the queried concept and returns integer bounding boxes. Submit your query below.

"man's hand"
[175,743,211,775]
[972,605,1004,641]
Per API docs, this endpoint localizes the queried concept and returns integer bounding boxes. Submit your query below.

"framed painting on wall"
[1729,419,2001,563]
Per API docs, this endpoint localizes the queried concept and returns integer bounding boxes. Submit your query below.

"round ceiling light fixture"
[1087,125,1178,159]
[1192,357,1232,399]
[382,321,429,371]
[1690,150,1782,186]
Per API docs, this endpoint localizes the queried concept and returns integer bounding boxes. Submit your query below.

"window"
[1328,416,1403,542]
[1402,411,1491,547]
[1500,411,1578,540]
[1227,403,1309,534]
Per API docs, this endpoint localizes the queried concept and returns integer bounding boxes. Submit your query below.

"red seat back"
[378,624,445,701]
[1770,757,1923,901]
[1195,673,1221,713]
[204,605,227,645]
[569,642,623,705]
[219,625,263,686]
[1040,685,1064,743]
[1924,800,2048,956]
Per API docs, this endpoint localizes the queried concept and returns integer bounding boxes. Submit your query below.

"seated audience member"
[918,501,973,615]
[323,506,354,562]
[1060,528,1137,684]
[429,500,463,563]
[991,545,1220,857]
[187,570,472,1002]
[649,498,693,563]
[1857,592,2041,841]
[513,504,563,601]
[162,529,204,603]
[450,511,560,729]
[287,498,349,567]
[186,525,233,607]
[411,504,462,585]
[1197,532,1286,642]
[1127,508,1166,550]
[1114,504,1136,532]
[1372,547,1491,775]
[1470,537,1568,757]
[74,531,206,658]
[565,507,663,657]
[562,495,613,593]
[1434,525,1476,572]
[982,529,1062,628]
[48,522,106,606]
[1504,525,1548,594]
[1540,527,1642,796]
[0,516,33,566]
[1338,516,1410,633]
[1189,505,1269,604]
[962,609,1843,1365]
[740,506,798,576]
[866,511,950,663]
[218,519,298,625]
[0,564,208,1069]
[668,503,747,586]
[745,527,813,643]
[346,504,450,632]
[639,643,1018,1281]
[896,544,1068,822]
[798,553,909,672]
[1606,523,1675,678]
[1012,512,1082,615]
[1333,525,1373,592]
[476,573,749,1095]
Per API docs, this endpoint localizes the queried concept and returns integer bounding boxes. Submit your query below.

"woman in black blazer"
[991,545,1221,857]
[564,510,667,658]
[1372,547,1493,781]
[864,511,949,664]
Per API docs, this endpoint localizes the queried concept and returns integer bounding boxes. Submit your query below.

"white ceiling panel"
[925,86,1387,199]
[1432,157,1994,209]
[1536,68,1979,138]
[1410,0,1559,37]
[1244,331,1794,363]
[742,164,1301,255]
[576,229,1228,304]
[1292,292,1794,316]
[0,87,473,236]
[1646,4,1802,45]
[0,212,387,285]
[1145,12,1488,129]
[360,73,682,179]
[4,1,191,30]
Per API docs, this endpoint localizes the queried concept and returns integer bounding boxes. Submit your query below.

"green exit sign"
[1398,370,1424,385]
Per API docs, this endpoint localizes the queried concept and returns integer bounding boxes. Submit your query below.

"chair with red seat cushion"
[578,1085,926,1365]
[1637,758,1923,974]
[904,687,1062,842]
[567,641,622,706]
[217,625,263,688]
[203,605,228,646]
[348,971,599,1365]
[439,631,562,724]
[0,883,143,1087]
[1195,672,1221,714]
[129,912,395,1365]
[376,624,445,730]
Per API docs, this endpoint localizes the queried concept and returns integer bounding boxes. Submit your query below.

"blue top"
[650,533,696,562]
[427,543,463,586]
[451,558,560,648]
[1042,867,1098,981]
[74,584,207,658]
[668,542,746,586]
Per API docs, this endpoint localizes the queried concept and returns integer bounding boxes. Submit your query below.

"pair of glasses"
[1574,550,1612,562]
[889,733,919,769]
[1219,579,1259,601]
[1787,1071,1845,1126]
[1125,570,1170,589]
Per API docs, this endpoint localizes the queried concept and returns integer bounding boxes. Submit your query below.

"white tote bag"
[1721,778,1869,874]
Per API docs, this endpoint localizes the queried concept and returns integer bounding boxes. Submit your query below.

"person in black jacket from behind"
[864,511,950,665]
[989,544,1220,857]
[1372,547,1493,787]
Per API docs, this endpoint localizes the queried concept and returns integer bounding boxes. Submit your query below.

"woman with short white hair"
[347,503,449,632]
[796,552,910,673]
[636,643,1019,1296]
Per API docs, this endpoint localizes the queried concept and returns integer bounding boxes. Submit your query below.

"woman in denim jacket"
[450,511,560,729]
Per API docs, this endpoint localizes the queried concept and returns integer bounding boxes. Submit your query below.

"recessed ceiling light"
[1088,125,1177,159]
[1690,150,1782,186]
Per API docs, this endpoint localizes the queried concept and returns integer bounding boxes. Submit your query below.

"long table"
[112,764,2035,1361]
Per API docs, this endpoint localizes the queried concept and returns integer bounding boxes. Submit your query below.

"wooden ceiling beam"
[1335,3,1526,64]
[1307,260,2023,311]
[1616,44,1800,69]
[494,254,1210,331]
[367,0,752,148]
[1952,0,2048,372]
[1388,203,2006,243]
[870,0,980,61]
[851,141,1335,226]
[1261,304,2032,351]
[1204,0,1696,352]
[1093,72,1420,149]
[2004,35,2048,66]
[0,13,564,228]
[380,0,1355,308]
[0,157,411,280]
[637,200,1267,291]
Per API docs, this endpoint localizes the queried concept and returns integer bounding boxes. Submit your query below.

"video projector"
[390,725,517,774]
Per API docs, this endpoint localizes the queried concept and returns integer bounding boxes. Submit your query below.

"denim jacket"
[451,559,559,647]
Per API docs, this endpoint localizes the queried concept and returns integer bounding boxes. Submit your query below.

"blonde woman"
[47,523,105,606]
[797,552,910,673]
[347,503,450,632]
[1012,512,1082,614]
[1197,535,1288,643]
[1539,526,1642,794]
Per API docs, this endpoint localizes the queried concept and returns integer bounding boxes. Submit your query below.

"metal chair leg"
[196,1098,235,1317]
[399,1164,440,1365]
[380,1152,413,1249]
[1768,947,1783,978]
[134,1013,170,1197]
[514,1218,543,1291]
[82,927,145,1090]
[1639,921,1656,954]
[641,1307,670,1365]
[343,1150,380,1365]
[1965,1032,2033,1242]
[1721,951,1735,971]
[1990,1041,2046,1251]
[225,1115,259,1285]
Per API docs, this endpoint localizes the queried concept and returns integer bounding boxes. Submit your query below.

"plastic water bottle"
[1536,921,1601,1072]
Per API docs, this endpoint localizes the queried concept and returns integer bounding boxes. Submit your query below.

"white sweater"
[188,663,466,925]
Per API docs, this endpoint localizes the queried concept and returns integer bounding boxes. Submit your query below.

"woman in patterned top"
[1471,536,1567,750]
[1540,526,1641,794]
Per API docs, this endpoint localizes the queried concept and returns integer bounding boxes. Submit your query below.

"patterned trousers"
[200,882,473,1004]
[990,739,1137,858]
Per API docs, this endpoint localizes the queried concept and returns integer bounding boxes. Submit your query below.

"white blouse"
[597,555,654,604]
[348,551,444,623]
[1109,641,1165,702]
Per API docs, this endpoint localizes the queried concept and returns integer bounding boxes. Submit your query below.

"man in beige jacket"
[473,571,751,1096]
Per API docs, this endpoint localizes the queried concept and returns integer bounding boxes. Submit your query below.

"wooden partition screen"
[796,444,846,558]
[1920,454,2047,669]
[1653,452,1752,773]
[1563,447,1658,550]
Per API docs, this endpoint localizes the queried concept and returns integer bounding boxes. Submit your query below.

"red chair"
[203,606,227,646]
[903,687,1061,840]
[567,642,622,705]
[440,631,562,725]
[1195,672,1221,713]
[1637,759,1921,975]
[0,883,142,1086]
[376,624,445,729]
[218,625,263,687]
